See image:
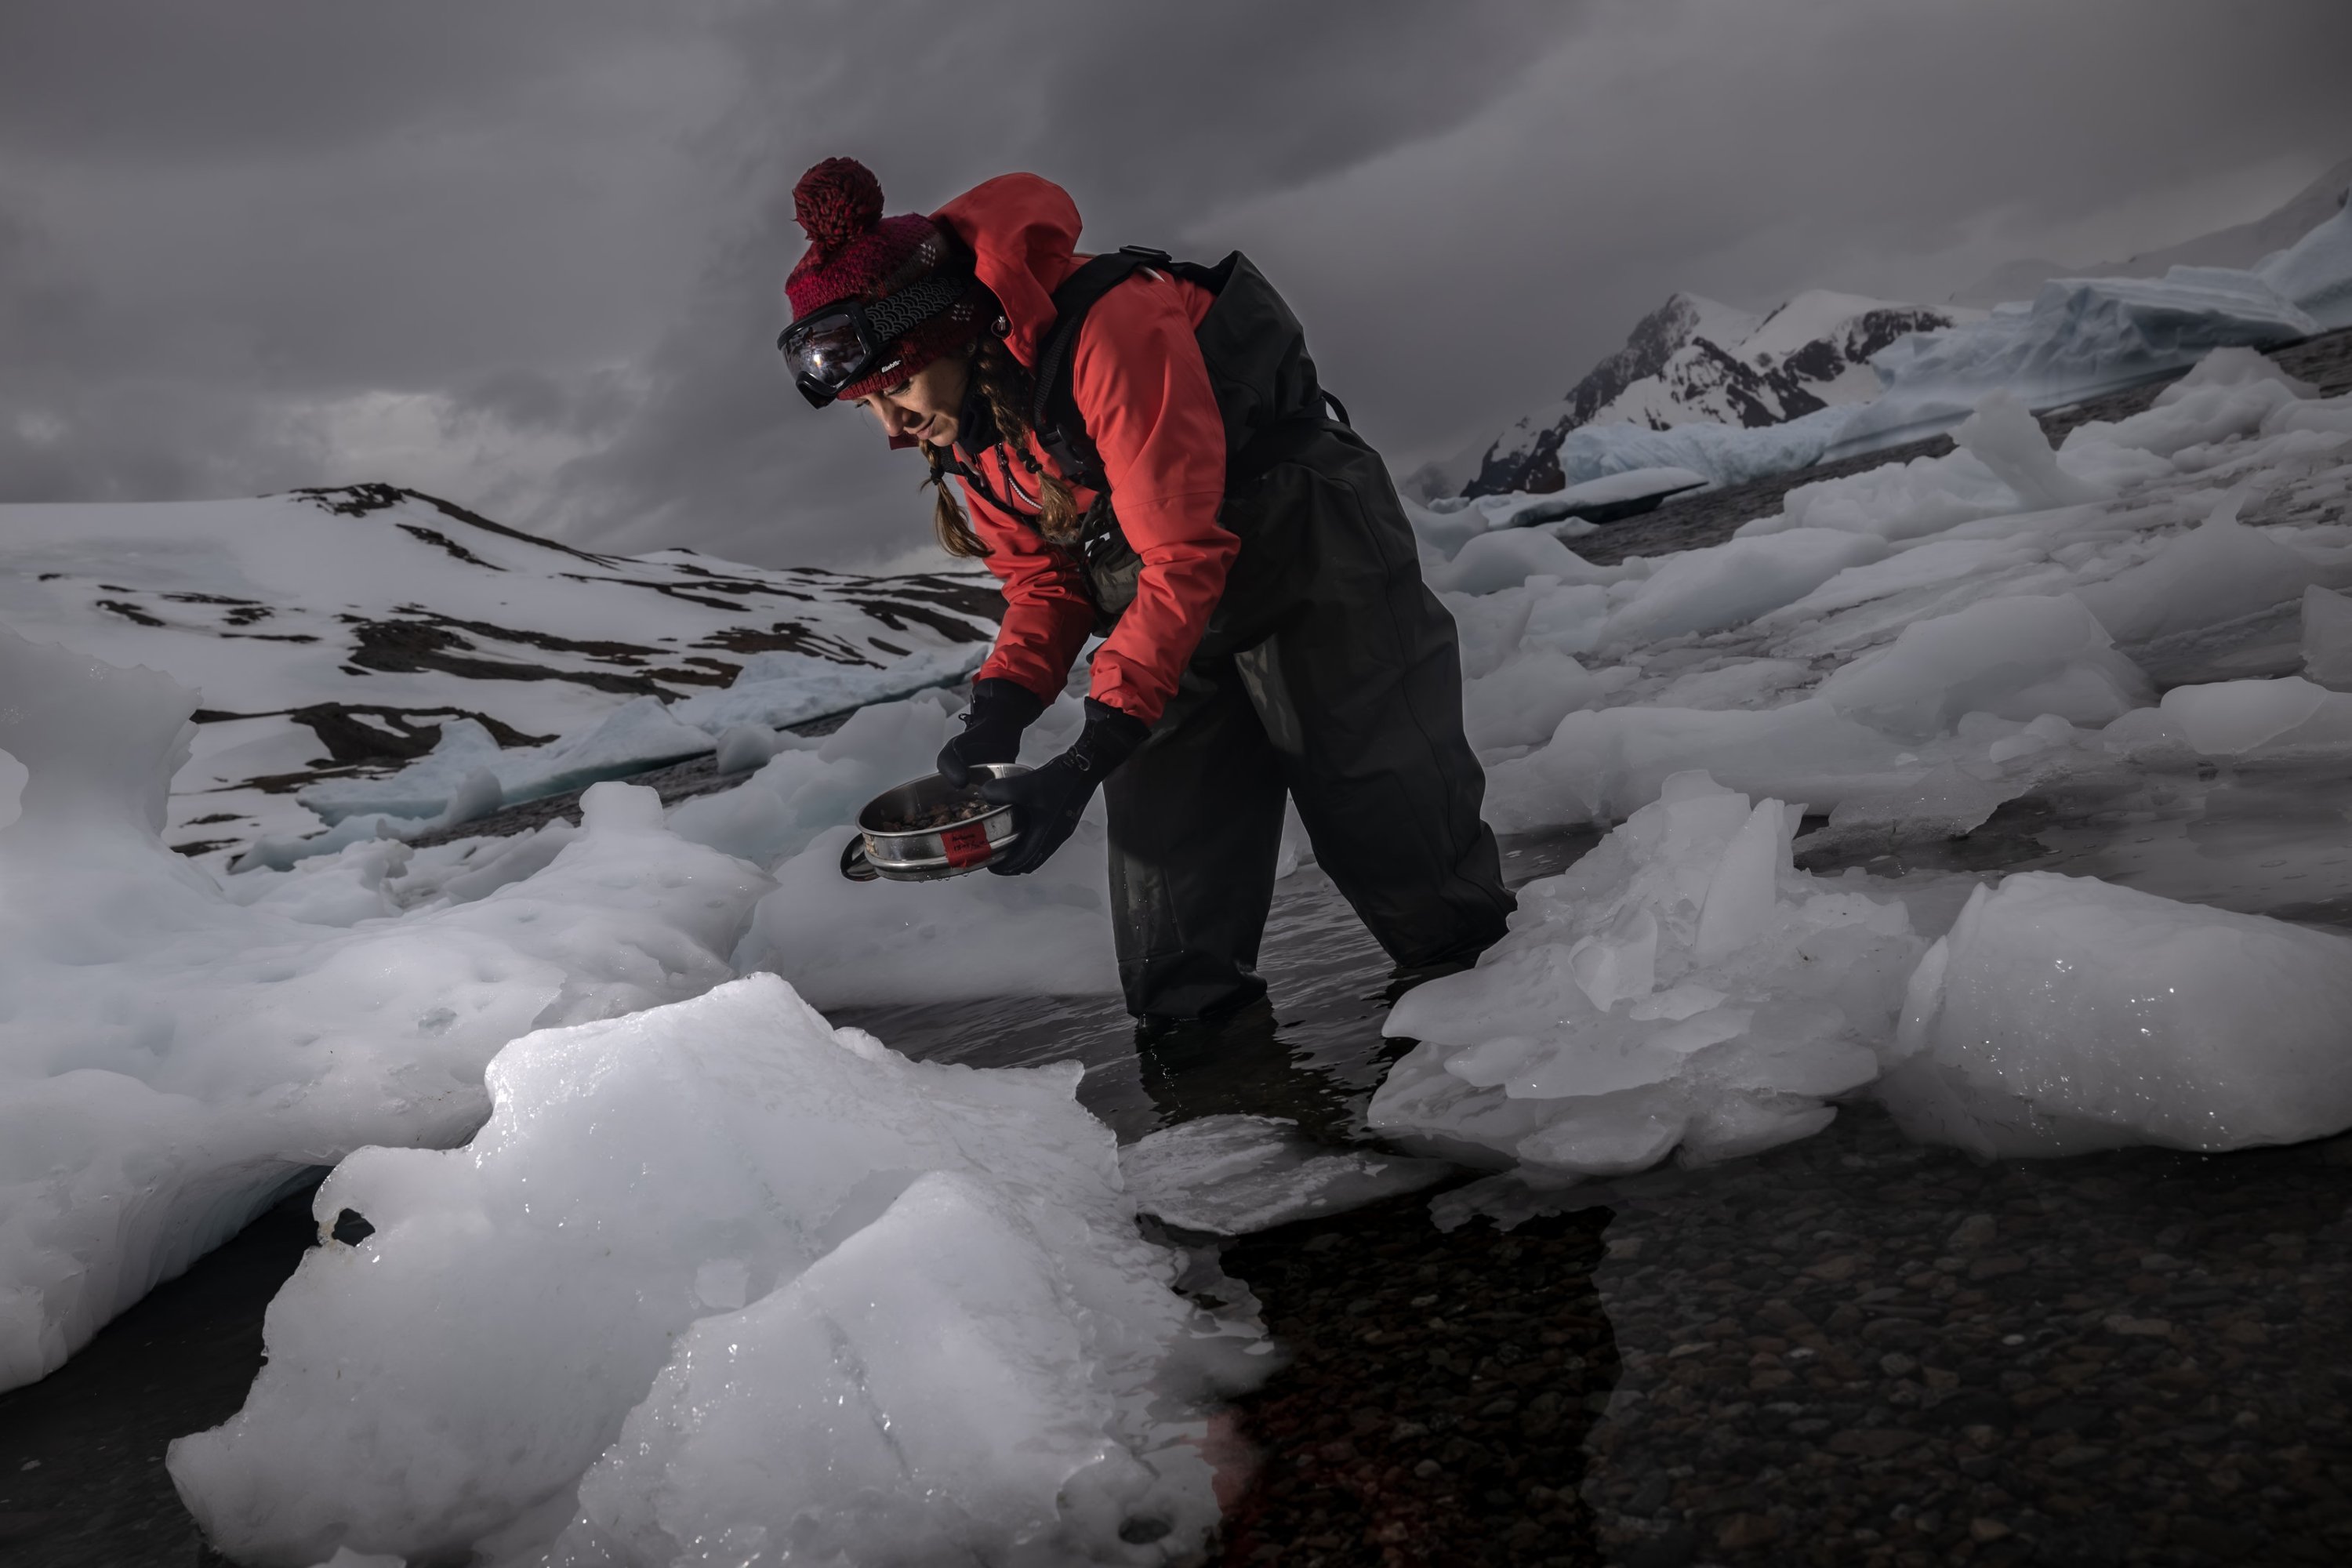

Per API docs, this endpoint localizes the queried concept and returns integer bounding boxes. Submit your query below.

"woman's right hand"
[936,677,1048,786]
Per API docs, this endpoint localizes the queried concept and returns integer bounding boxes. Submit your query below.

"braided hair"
[924,335,1084,559]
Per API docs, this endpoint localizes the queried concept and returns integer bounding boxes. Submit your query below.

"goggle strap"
[862,266,973,348]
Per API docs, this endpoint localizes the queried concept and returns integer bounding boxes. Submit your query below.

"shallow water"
[1572,1097,2352,1567]
[834,829,1599,1145]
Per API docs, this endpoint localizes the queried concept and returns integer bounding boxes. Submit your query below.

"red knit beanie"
[785,158,986,401]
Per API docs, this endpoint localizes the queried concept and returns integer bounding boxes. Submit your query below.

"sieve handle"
[839,835,880,883]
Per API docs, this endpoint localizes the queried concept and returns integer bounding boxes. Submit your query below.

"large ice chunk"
[551,1171,1214,1566]
[1481,699,1916,833]
[171,975,1239,1566]
[2078,492,2333,649]
[1949,390,2109,510]
[1881,873,2352,1156]
[1428,528,1619,597]
[1546,402,1855,493]
[1370,773,1923,1176]
[2061,368,2310,463]
[2150,674,2352,757]
[1814,594,2152,739]
[1462,648,1605,749]
[1747,447,2027,543]
[1598,529,1888,645]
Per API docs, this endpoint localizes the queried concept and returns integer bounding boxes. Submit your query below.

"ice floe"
[1880,873,2352,1156]
[1120,1115,1453,1236]
[1372,773,1926,1177]
[0,628,771,1392]
[1376,337,2352,1185]
[169,975,1254,1566]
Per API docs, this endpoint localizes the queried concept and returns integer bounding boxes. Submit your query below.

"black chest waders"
[977,249,1513,1023]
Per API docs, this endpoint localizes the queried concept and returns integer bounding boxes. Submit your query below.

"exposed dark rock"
[395,523,503,570]
[286,702,554,767]
[1465,295,1960,497]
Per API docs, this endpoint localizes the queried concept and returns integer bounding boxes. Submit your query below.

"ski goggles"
[777,266,973,408]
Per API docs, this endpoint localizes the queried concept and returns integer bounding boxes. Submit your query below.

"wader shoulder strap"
[1029,245,1341,501]
[1030,246,1178,493]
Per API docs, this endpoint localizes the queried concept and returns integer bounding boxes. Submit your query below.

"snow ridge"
[0,484,1003,863]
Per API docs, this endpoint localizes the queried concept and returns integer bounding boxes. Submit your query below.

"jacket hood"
[933,173,1084,368]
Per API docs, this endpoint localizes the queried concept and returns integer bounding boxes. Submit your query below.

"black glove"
[936,677,1047,787]
[979,700,1149,875]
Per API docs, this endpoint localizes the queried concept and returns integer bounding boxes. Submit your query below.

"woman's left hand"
[978,702,1149,874]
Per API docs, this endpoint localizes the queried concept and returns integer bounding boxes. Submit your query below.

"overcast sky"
[4,0,2350,569]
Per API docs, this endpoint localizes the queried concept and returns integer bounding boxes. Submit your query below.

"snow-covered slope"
[0,485,1000,866]
[1952,153,2352,309]
[1468,290,1962,495]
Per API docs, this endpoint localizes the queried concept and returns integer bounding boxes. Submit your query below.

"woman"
[781,157,1511,1024]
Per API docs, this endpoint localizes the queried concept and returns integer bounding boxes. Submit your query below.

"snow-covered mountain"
[1465,289,1962,495]
[0,484,1001,864]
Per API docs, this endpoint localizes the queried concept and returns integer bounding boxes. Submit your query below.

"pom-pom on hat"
[785,158,986,402]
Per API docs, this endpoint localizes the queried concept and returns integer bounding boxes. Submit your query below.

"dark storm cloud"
[4,1,2350,565]
[0,1,679,162]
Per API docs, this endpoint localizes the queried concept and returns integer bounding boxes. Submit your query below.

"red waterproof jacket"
[933,175,1236,727]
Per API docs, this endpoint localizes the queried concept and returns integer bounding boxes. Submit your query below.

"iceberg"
[1845,267,2318,451]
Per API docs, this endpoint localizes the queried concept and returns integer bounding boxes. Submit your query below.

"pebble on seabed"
[1195,1099,2350,1566]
